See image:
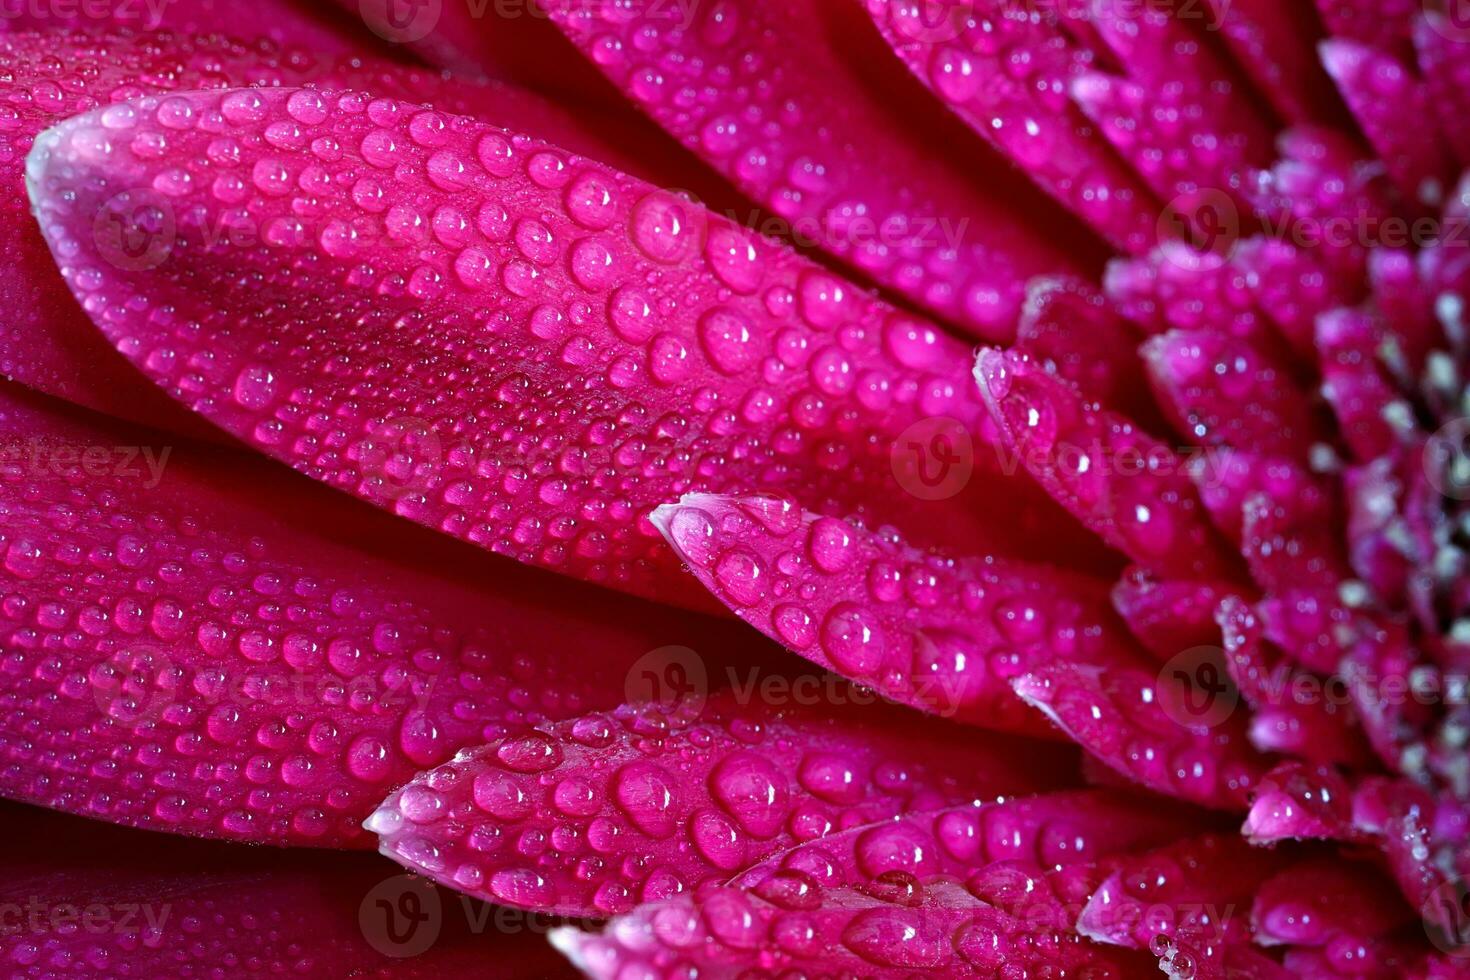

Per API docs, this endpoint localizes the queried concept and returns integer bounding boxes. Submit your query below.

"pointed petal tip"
[548,926,595,974]
[1074,876,1132,947]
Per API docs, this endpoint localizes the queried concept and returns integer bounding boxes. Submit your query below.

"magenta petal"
[863,0,1159,254]
[975,348,1243,582]
[545,0,1094,339]
[0,31,683,439]
[1076,833,1285,949]
[552,790,1190,978]
[552,878,1146,979]
[24,84,1061,607]
[0,0,375,55]
[651,493,1139,730]
[1142,330,1325,460]
[1319,39,1454,211]
[1013,662,1269,810]
[1206,0,1342,125]
[371,694,1075,917]
[0,382,730,846]
[1250,859,1411,947]
[0,800,559,977]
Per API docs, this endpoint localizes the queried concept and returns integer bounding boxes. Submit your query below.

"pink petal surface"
[1076,833,1287,949]
[546,0,1097,339]
[0,799,567,977]
[652,493,1139,730]
[1249,859,1410,947]
[554,879,1148,979]
[0,381,740,846]
[1319,39,1454,211]
[1014,662,1269,810]
[1205,0,1343,125]
[552,790,1194,978]
[975,348,1243,582]
[27,82,1098,606]
[0,0,376,55]
[0,31,714,439]
[372,694,1077,918]
[862,0,1159,254]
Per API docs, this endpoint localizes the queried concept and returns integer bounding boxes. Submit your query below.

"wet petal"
[864,0,1159,253]
[652,493,1139,729]
[372,694,1076,917]
[975,348,1243,582]
[547,0,1095,338]
[0,381,729,845]
[0,31,694,438]
[27,82,1092,605]
[1014,662,1268,810]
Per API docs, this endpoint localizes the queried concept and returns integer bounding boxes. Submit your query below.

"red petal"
[0,31,697,437]
[0,382,729,846]
[975,348,1243,582]
[28,83,1082,606]
[0,799,561,977]
[652,493,1138,730]
[1013,662,1269,810]
[372,694,1076,917]
[545,0,1095,338]
[863,0,1159,254]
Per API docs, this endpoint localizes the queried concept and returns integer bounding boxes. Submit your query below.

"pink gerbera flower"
[0,0,1467,976]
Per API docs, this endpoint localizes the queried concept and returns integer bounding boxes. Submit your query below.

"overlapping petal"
[370,694,1074,917]
[0,381,738,845]
[25,81,1094,606]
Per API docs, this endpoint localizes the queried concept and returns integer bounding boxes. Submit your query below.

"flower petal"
[0,381,729,846]
[1319,39,1454,211]
[975,348,1243,582]
[0,0,374,54]
[1250,859,1411,947]
[0,31,698,438]
[371,694,1075,917]
[651,493,1138,729]
[552,790,1192,978]
[1013,662,1269,809]
[863,0,1159,254]
[27,83,1090,605]
[545,0,1095,338]
[0,799,558,977]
